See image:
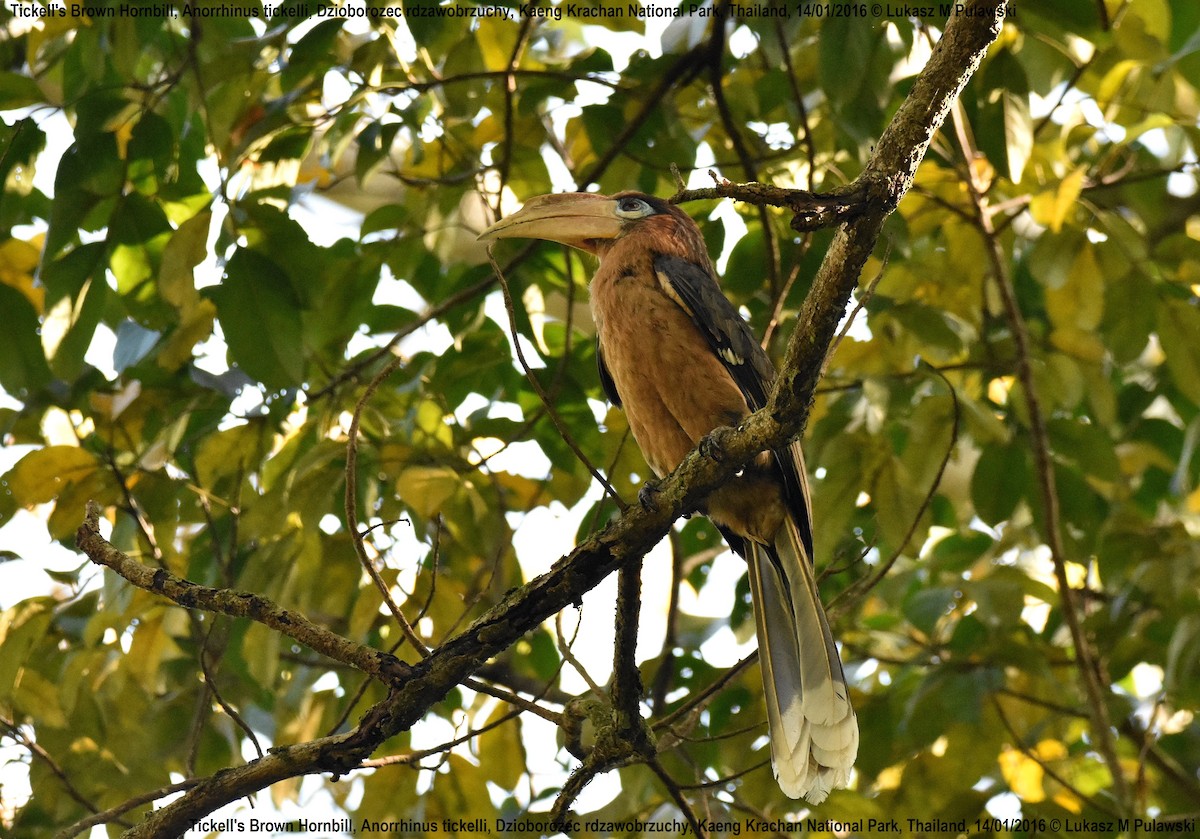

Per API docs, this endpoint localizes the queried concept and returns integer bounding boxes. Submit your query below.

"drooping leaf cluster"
[1,0,1198,835]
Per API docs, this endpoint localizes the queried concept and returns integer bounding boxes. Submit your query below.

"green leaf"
[0,117,47,190]
[194,423,264,489]
[1047,417,1120,482]
[0,285,53,396]
[903,587,958,636]
[820,16,881,109]
[0,73,44,110]
[109,193,172,246]
[209,250,306,389]
[722,226,766,299]
[1157,297,1200,404]
[971,438,1030,526]
[283,18,346,91]
[889,302,975,355]
[931,530,994,573]
[1104,271,1155,363]
[39,243,109,380]
[395,466,462,519]
[0,601,54,705]
[46,134,123,256]
[1165,614,1200,704]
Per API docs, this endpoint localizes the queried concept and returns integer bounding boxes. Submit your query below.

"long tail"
[747,514,858,803]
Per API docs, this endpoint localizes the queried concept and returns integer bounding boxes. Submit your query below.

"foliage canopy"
[1,0,1199,836]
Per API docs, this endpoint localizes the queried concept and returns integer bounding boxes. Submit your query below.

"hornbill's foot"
[638,479,662,510]
[699,431,727,463]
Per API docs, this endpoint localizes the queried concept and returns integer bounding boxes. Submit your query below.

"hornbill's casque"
[479,191,857,803]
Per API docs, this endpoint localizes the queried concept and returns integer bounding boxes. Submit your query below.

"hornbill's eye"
[615,197,654,219]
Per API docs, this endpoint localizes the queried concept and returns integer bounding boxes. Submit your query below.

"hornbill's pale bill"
[478,191,857,803]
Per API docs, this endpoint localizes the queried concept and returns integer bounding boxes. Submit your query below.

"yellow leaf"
[471,113,504,147]
[1045,244,1104,332]
[14,670,68,728]
[492,470,548,511]
[998,746,1045,802]
[564,119,596,172]
[476,17,516,71]
[1120,0,1170,49]
[1029,166,1086,233]
[89,379,142,421]
[243,620,281,687]
[159,298,217,371]
[7,446,99,506]
[41,276,95,363]
[25,16,80,98]
[125,607,180,691]
[195,423,262,488]
[1053,788,1084,814]
[296,155,335,188]
[395,466,461,519]
[988,375,1014,405]
[0,601,53,706]
[969,156,995,192]
[158,210,213,314]
[0,236,45,311]
[1049,326,1106,362]
[477,704,525,789]
[1096,59,1139,110]
[102,102,141,159]
[426,754,497,825]
[1035,738,1067,761]
[1123,113,1175,144]
[413,399,454,449]
[47,467,111,540]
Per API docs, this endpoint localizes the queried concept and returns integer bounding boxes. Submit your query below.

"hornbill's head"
[477,191,706,262]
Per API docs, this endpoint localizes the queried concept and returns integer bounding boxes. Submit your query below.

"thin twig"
[415,515,442,625]
[680,757,772,791]
[830,364,960,616]
[489,247,626,505]
[774,16,816,189]
[576,45,706,187]
[309,272,501,402]
[52,779,199,839]
[1,714,104,822]
[649,530,685,712]
[343,352,430,658]
[555,609,604,697]
[655,653,757,733]
[992,696,1120,818]
[706,1,780,297]
[647,759,707,838]
[199,629,264,759]
[819,242,889,381]
[968,170,1130,810]
[75,503,409,682]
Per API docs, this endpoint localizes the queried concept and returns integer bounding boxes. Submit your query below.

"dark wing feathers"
[652,253,815,559]
[596,339,622,407]
[653,255,773,410]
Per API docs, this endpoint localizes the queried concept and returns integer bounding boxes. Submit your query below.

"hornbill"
[478,191,857,803]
